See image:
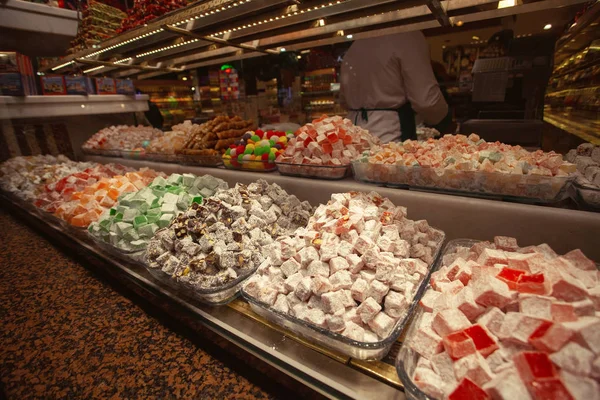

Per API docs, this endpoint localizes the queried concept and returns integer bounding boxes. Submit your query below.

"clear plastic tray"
[142,252,258,305]
[87,230,145,263]
[240,232,446,360]
[144,152,178,163]
[223,158,277,172]
[352,161,574,203]
[276,161,350,180]
[82,148,121,157]
[120,149,146,160]
[176,153,223,167]
[396,239,479,400]
[572,180,600,211]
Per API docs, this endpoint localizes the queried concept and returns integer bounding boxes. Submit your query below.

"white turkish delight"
[361,247,380,269]
[419,290,441,313]
[319,243,338,262]
[258,286,279,306]
[296,246,320,267]
[343,308,362,325]
[354,235,375,255]
[329,256,350,274]
[560,370,599,400]
[340,290,355,308]
[368,312,395,338]
[453,352,494,387]
[307,295,323,310]
[437,280,465,295]
[330,270,353,290]
[375,259,395,283]
[483,369,531,400]
[284,272,303,292]
[455,287,486,321]
[305,308,327,327]
[326,314,346,332]
[311,275,332,296]
[498,312,546,345]
[518,294,553,319]
[273,294,290,313]
[384,291,408,318]
[357,297,382,323]
[351,278,369,303]
[321,291,346,314]
[550,342,595,376]
[432,309,471,337]
[410,321,443,359]
[337,240,354,257]
[412,368,447,399]
[291,303,309,319]
[295,277,313,301]
[280,258,301,278]
[286,292,302,308]
[346,254,364,274]
[376,235,395,252]
[401,258,429,276]
[363,220,382,240]
[341,230,359,244]
[343,321,365,342]
[366,280,389,304]
[307,260,330,278]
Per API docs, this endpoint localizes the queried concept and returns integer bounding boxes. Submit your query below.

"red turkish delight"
[448,378,490,400]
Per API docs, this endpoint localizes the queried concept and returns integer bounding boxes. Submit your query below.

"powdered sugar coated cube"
[357,297,382,323]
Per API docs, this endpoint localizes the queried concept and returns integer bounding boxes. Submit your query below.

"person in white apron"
[340,31,449,142]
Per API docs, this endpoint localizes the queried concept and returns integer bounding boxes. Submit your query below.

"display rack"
[0,0,78,40]
[39,0,589,79]
[544,1,600,144]
[0,95,149,120]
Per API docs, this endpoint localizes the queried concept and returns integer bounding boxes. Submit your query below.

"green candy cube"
[182,173,196,187]
[109,208,117,216]
[177,193,191,209]
[124,229,139,242]
[137,202,149,214]
[157,213,173,228]
[161,203,177,213]
[151,176,168,187]
[191,195,203,205]
[115,222,133,236]
[162,192,179,204]
[152,187,166,199]
[130,240,147,250]
[138,223,158,238]
[199,187,213,198]
[146,213,160,224]
[133,215,148,229]
[114,212,123,222]
[166,174,183,185]
[122,209,138,223]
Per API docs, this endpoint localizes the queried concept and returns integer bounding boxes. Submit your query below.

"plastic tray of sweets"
[240,232,446,361]
[276,161,350,180]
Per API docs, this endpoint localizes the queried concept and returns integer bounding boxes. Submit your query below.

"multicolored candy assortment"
[222,129,294,170]
[277,115,379,166]
[88,173,227,251]
[54,168,165,227]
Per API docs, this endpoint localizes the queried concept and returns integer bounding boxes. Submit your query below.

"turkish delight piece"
[498,312,548,346]
[513,351,558,383]
[343,321,365,341]
[356,297,382,323]
[432,309,472,337]
[528,321,573,353]
[518,294,552,319]
[366,280,389,304]
[463,324,499,357]
[497,267,526,290]
[280,258,301,278]
[471,276,515,309]
[420,290,441,313]
[448,378,490,400]
[368,312,395,338]
[307,260,330,278]
[526,378,575,400]
[311,275,332,296]
[330,270,353,290]
[295,277,313,301]
[478,248,507,267]
[454,352,494,386]
[321,291,346,314]
[551,302,578,323]
[350,278,369,303]
[517,273,550,295]
[413,368,447,399]
[494,236,518,252]
[410,316,444,359]
[431,351,457,384]
[443,330,477,360]
[563,249,597,271]
[549,342,594,376]
[346,254,364,274]
[483,368,531,400]
[456,287,486,321]
[384,291,408,319]
[560,370,600,400]
[550,270,589,302]
[578,318,600,354]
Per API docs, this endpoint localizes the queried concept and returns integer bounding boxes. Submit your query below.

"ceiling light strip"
[135,39,200,58]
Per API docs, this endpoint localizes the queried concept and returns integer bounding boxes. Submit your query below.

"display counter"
[84,155,600,262]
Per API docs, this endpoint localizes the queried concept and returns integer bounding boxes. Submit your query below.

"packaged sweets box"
[116,79,135,95]
[95,77,117,94]
[65,76,95,95]
[41,75,67,95]
[0,51,37,95]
